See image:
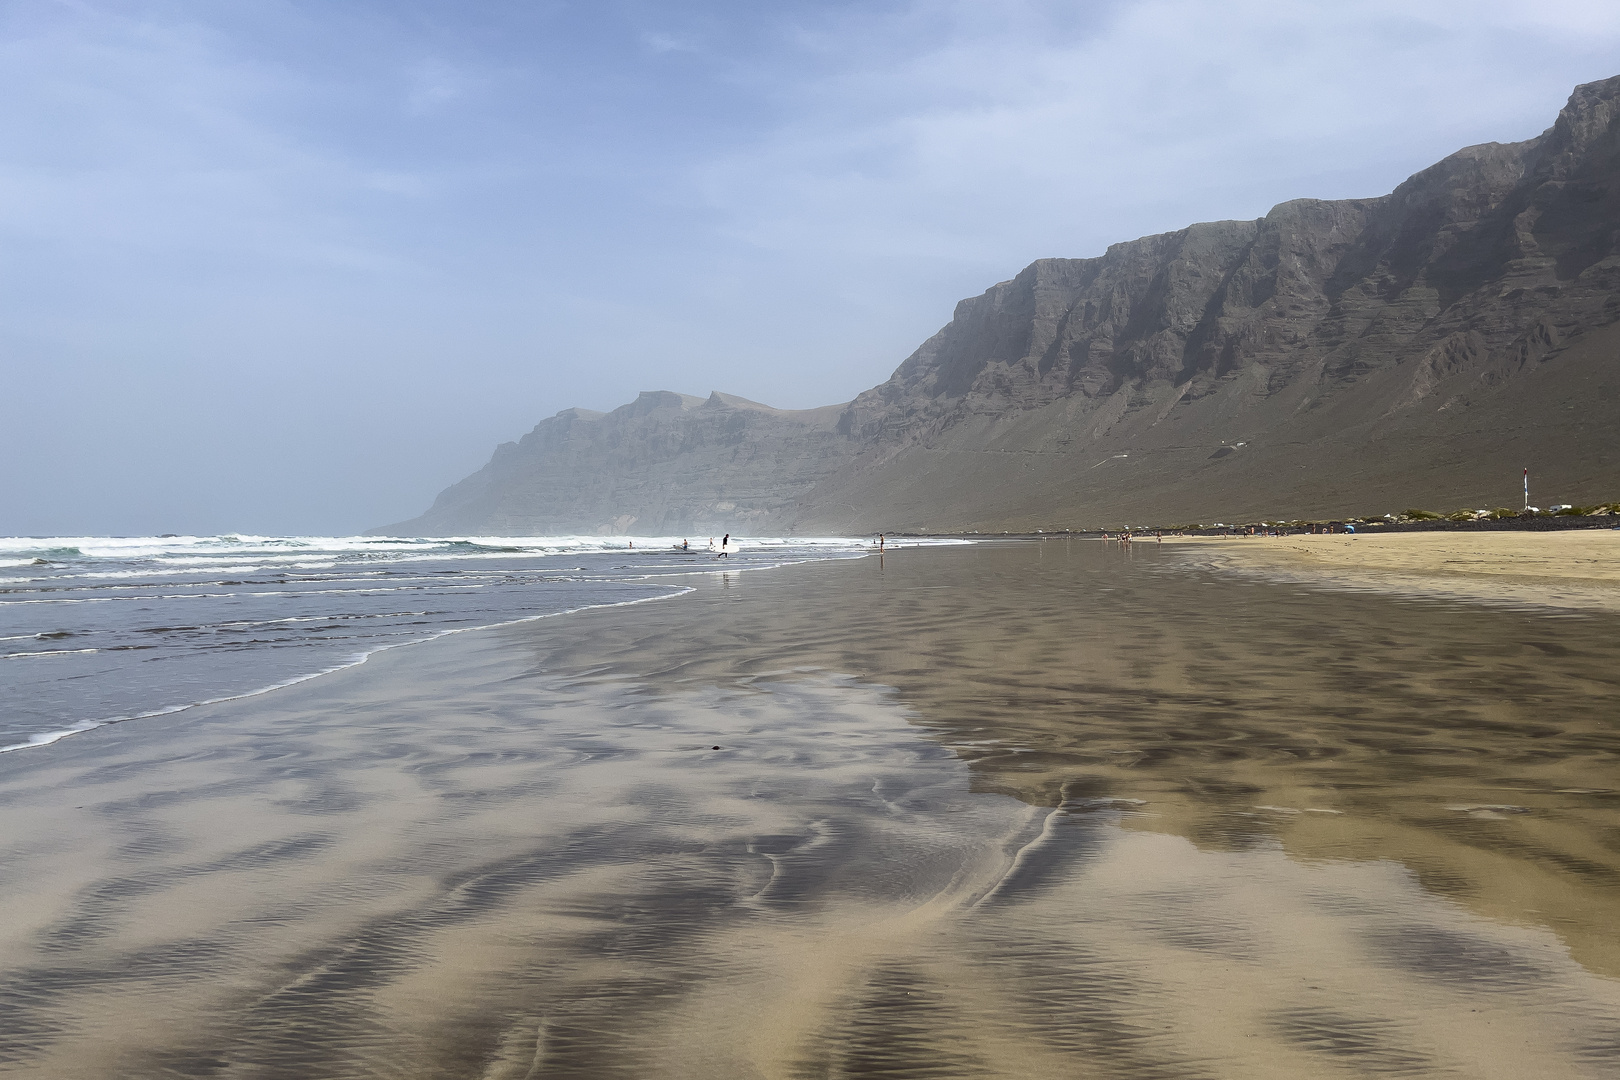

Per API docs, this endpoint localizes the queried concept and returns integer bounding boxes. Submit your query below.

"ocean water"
[0,533,874,753]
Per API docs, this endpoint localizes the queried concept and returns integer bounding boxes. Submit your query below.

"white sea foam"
[4,561,343,584]
[3,648,100,659]
[0,532,929,565]
[0,594,230,605]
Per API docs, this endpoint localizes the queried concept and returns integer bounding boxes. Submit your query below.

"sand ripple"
[0,541,1617,1077]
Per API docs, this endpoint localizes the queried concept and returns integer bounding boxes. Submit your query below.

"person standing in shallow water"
[719,534,730,558]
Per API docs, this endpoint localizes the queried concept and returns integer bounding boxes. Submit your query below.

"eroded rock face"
[381,75,1620,536]
[835,83,1620,447]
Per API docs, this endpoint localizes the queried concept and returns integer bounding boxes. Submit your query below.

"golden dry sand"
[1165,528,1620,612]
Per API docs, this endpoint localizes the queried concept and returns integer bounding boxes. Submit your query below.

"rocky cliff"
[380,75,1620,536]
[384,391,848,536]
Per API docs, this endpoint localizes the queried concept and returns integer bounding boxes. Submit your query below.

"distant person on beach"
[719,534,730,558]
[682,539,688,550]
[879,534,885,551]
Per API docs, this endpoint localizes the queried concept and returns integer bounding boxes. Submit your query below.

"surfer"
[682,539,688,550]
[719,533,730,558]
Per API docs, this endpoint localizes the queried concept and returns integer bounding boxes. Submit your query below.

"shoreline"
[0,541,881,758]
[883,514,1620,539]
[0,583,699,757]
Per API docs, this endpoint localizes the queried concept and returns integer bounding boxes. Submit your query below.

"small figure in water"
[878,533,885,551]
[682,539,689,550]
[719,533,730,558]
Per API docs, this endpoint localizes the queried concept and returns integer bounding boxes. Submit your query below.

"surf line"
[0,586,694,757]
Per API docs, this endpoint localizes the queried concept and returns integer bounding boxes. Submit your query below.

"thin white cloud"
[691,0,1620,267]
[406,58,484,115]
[0,4,433,271]
[641,30,701,54]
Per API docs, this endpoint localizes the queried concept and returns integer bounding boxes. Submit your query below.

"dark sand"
[1,540,1617,1078]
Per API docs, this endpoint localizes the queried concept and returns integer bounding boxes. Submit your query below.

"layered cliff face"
[382,75,1620,536]
[790,74,1620,530]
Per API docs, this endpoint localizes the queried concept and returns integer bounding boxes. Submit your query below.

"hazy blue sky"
[5,0,1619,535]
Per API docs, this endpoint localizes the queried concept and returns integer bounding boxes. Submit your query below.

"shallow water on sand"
[0,533,866,752]
[0,540,1616,1078]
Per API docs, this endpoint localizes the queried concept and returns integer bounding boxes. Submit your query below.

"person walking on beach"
[719,533,730,558]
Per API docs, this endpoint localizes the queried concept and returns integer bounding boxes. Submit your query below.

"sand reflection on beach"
[0,539,1617,1077]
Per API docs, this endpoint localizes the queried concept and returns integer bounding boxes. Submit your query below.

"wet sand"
[1166,529,1620,613]
[1,540,1618,1078]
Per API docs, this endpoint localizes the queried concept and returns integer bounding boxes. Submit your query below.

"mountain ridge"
[378,75,1620,536]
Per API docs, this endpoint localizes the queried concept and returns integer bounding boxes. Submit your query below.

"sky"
[4,0,1619,536]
